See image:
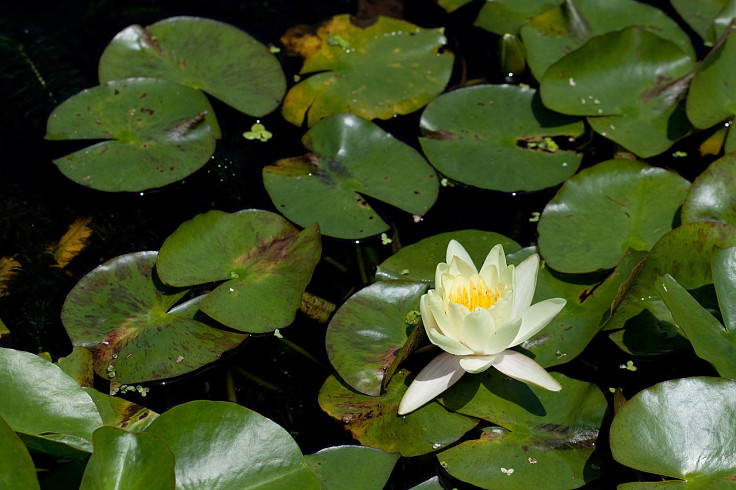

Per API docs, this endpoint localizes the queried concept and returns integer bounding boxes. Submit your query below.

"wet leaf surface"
[0,415,39,490]
[304,445,399,490]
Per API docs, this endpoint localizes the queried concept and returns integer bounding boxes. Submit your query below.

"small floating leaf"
[48,217,93,268]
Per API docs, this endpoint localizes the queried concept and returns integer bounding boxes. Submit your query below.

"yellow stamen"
[449,277,499,310]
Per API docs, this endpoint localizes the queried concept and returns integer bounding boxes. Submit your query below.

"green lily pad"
[687,29,736,130]
[537,159,689,273]
[61,251,247,383]
[83,388,158,432]
[57,346,94,387]
[694,141,736,202]
[439,372,606,489]
[80,427,175,490]
[326,280,428,396]
[610,377,736,485]
[419,85,584,192]
[45,78,220,192]
[145,400,320,489]
[607,309,690,356]
[376,230,520,283]
[508,247,647,368]
[0,415,40,490]
[304,446,399,490]
[607,221,736,333]
[318,371,477,457]
[671,0,731,45]
[156,210,321,332]
[474,0,564,35]
[281,15,453,127]
[522,0,695,80]
[98,16,285,117]
[438,0,474,13]
[0,347,102,455]
[264,114,438,239]
[409,477,444,490]
[539,28,696,157]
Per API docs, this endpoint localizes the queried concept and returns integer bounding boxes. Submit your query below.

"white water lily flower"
[398,240,566,415]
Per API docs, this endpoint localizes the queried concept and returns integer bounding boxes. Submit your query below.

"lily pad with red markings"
[45,78,220,192]
[156,209,322,333]
[61,252,247,384]
[281,15,453,127]
[98,16,286,117]
[318,370,477,457]
[326,280,428,396]
[419,85,584,192]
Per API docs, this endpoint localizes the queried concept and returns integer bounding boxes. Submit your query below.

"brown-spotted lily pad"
[281,15,453,127]
[318,370,477,457]
[156,210,321,333]
[61,252,247,384]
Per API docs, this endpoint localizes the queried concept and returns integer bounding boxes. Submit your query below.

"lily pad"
[156,210,321,332]
[0,347,102,455]
[318,371,477,457]
[687,28,736,130]
[474,0,564,35]
[145,400,320,489]
[540,28,696,157]
[376,230,520,283]
[98,16,285,117]
[304,446,399,490]
[419,85,584,192]
[0,415,40,490]
[508,247,647,368]
[438,0,474,13]
[326,280,428,396]
[281,15,453,127]
[61,251,247,383]
[264,114,438,239]
[83,388,158,432]
[522,0,695,80]
[439,372,606,489]
[607,221,736,332]
[57,346,94,387]
[671,0,731,45]
[610,377,736,485]
[682,153,736,225]
[80,427,175,490]
[537,159,689,273]
[45,78,220,192]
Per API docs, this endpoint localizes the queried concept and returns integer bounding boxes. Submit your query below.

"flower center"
[449,277,499,310]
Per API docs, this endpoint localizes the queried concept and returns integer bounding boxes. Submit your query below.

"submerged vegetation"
[3,0,736,488]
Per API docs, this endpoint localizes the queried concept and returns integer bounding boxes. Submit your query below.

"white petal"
[480,244,506,272]
[435,262,449,291]
[449,256,477,277]
[489,291,514,325]
[398,352,466,415]
[492,350,562,391]
[428,290,462,339]
[446,240,476,271]
[485,316,522,354]
[426,326,474,355]
[479,264,500,289]
[459,355,495,373]
[513,254,540,319]
[510,298,567,347]
[459,307,495,353]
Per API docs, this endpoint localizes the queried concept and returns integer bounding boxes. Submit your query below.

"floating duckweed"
[529,212,541,222]
[273,328,284,339]
[381,233,392,245]
[405,310,421,326]
[243,123,273,142]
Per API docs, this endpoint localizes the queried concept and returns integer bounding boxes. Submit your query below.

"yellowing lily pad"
[610,377,736,486]
[439,372,606,489]
[264,114,438,239]
[61,252,247,384]
[540,28,696,157]
[45,78,220,192]
[318,371,477,457]
[281,15,453,127]
[419,84,584,192]
[48,217,93,268]
[98,16,286,117]
[326,280,428,396]
[537,159,690,273]
[156,210,321,332]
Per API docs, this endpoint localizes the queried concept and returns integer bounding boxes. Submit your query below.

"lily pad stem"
[228,364,282,392]
[277,337,327,370]
[225,370,237,403]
